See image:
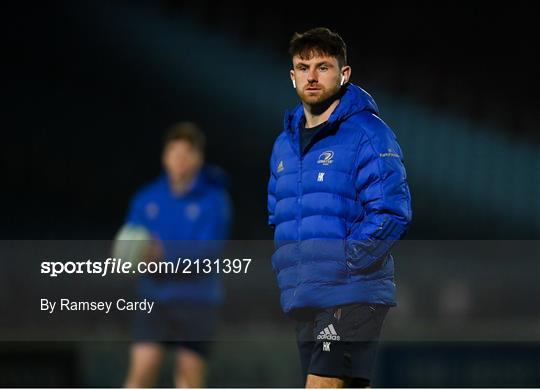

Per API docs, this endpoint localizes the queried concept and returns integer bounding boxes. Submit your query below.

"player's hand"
[142,238,164,263]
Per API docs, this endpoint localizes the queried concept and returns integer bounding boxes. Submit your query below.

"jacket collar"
[283,83,380,154]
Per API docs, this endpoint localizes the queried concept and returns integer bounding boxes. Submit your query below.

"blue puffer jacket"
[127,166,232,304]
[268,83,412,314]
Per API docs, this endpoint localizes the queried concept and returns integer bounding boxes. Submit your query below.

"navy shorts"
[132,302,219,358]
[295,303,389,385]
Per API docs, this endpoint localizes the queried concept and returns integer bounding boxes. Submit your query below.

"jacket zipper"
[293,135,303,303]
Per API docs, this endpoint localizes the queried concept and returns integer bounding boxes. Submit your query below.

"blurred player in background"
[117,122,232,388]
[267,28,412,387]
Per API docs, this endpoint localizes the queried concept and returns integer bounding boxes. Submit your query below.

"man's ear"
[341,65,352,85]
[290,69,296,89]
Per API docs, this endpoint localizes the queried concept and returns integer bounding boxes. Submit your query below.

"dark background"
[3,0,539,240]
[2,1,540,387]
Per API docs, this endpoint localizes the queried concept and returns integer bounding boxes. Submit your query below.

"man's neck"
[303,98,340,128]
[168,174,196,196]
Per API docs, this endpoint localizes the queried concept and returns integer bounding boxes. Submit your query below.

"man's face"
[162,140,203,182]
[290,54,349,105]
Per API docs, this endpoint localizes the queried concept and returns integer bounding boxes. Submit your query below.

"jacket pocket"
[345,239,389,274]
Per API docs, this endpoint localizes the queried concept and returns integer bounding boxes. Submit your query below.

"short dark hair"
[289,27,347,67]
[163,121,206,152]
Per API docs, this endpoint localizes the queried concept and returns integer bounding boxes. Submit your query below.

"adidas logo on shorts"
[316,324,340,341]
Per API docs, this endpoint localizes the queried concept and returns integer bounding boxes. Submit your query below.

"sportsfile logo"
[317,324,340,341]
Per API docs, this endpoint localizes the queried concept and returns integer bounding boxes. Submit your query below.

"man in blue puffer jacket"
[268,28,412,388]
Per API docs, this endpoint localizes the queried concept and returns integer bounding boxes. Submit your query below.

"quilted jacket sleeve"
[267,150,277,229]
[346,115,412,271]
